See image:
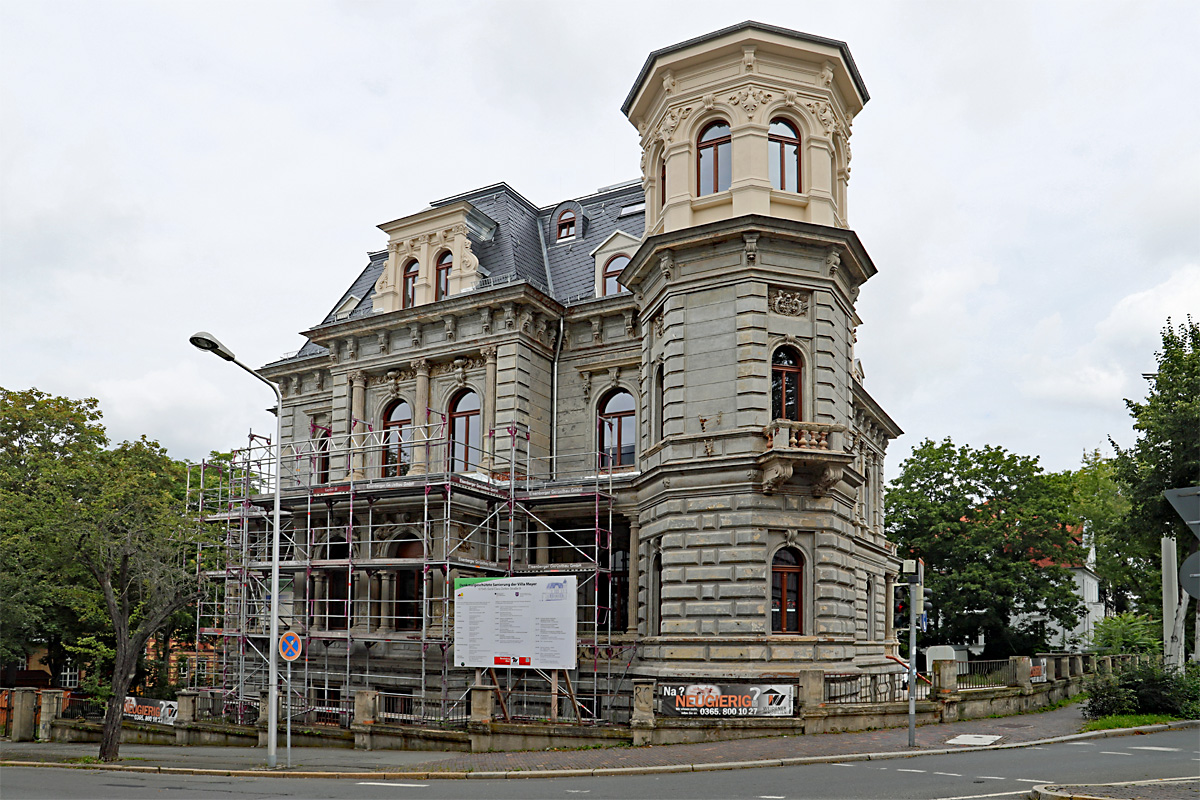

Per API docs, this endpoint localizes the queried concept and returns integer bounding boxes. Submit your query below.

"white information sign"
[454,575,577,670]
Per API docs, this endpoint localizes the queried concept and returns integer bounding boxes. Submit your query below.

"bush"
[1089,613,1161,654]
[1084,661,1200,720]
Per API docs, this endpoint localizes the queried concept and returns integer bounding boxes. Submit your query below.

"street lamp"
[190,331,283,769]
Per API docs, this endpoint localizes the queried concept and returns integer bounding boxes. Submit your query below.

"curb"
[1030,776,1198,800]
[1,720,1194,781]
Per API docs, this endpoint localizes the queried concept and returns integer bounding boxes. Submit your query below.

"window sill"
[690,191,733,211]
[769,190,809,208]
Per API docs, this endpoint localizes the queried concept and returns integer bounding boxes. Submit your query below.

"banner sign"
[123,696,178,726]
[454,575,577,670]
[658,683,793,717]
[1030,658,1048,684]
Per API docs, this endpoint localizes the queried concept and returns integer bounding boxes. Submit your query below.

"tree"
[0,388,204,762]
[1065,450,1131,613]
[1110,316,1200,661]
[885,438,1084,655]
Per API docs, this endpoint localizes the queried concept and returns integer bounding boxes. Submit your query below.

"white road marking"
[1063,742,1095,746]
[565,792,591,795]
[897,768,927,773]
[758,796,786,799]
[928,792,1030,800]
[977,775,1008,780]
[934,771,963,776]
[1129,746,1180,752]
[832,763,857,767]
[1015,779,1051,783]
[357,782,430,788]
[1100,751,1131,755]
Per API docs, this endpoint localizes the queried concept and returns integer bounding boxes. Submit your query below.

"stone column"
[481,347,497,470]
[10,689,37,742]
[38,689,64,740]
[382,573,396,631]
[796,669,825,708]
[349,371,367,479]
[631,678,656,746]
[536,529,550,566]
[412,359,431,474]
[369,572,382,631]
[314,574,327,629]
[1011,656,1032,690]
[627,521,641,635]
[933,660,958,695]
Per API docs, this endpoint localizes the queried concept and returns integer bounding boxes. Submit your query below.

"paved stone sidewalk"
[406,703,1091,773]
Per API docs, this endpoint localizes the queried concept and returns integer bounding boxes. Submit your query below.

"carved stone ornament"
[444,316,456,342]
[346,337,358,361]
[652,105,692,145]
[820,62,835,88]
[623,310,635,338]
[702,92,715,111]
[503,303,516,330]
[409,323,421,348]
[480,307,492,333]
[279,376,291,398]
[826,247,842,276]
[659,251,674,283]
[378,331,389,354]
[742,45,756,73]
[662,69,675,95]
[581,371,592,402]
[762,460,793,494]
[812,465,844,498]
[729,86,772,118]
[591,318,603,343]
[653,313,665,339]
[743,232,759,264]
[348,370,367,386]
[430,357,484,378]
[481,345,497,362]
[768,288,810,317]
[328,343,340,364]
[805,100,840,136]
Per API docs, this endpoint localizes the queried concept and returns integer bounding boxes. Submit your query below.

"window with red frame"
[435,251,452,301]
[557,209,576,240]
[603,254,629,296]
[771,547,804,633]
[768,118,801,192]
[697,121,731,196]
[448,389,480,472]
[402,260,419,308]
[598,389,635,469]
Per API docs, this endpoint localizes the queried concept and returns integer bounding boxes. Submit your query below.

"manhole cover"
[946,734,1003,746]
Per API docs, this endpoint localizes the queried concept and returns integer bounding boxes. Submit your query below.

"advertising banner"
[122,696,178,726]
[658,683,793,717]
[1030,658,1048,684]
[454,575,577,670]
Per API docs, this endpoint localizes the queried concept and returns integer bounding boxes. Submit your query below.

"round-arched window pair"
[696,118,801,197]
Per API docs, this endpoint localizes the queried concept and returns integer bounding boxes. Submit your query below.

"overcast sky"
[2,0,1197,480]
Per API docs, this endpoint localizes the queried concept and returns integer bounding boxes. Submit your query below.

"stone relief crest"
[768,287,810,317]
[729,86,772,118]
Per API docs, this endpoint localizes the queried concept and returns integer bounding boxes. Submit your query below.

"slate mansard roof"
[286,181,646,363]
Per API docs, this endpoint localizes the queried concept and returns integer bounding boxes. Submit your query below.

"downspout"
[537,216,564,481]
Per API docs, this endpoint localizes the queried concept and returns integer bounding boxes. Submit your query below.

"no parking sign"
[279,631,303,662]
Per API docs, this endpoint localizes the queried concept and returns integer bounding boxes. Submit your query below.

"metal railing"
[824,671,930,704]
[308,696,354,729]
[378,690,469,728]
[196,692,260,726]
[959,659,1016,690]
[59,693,106,722]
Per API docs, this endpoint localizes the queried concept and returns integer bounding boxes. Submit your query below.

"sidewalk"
[0,704,1193,779]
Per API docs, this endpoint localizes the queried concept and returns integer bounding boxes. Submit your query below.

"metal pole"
[286,659,292,768]
[908,583,917,748]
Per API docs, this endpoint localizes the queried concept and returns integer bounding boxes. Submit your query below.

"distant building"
[196,21,903,721]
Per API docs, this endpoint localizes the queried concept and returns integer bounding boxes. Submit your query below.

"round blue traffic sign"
[279,631,303,662]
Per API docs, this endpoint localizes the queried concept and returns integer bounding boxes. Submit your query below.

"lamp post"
[190,331,283,769]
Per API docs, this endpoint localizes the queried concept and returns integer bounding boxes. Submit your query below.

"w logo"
[762,689,787,707]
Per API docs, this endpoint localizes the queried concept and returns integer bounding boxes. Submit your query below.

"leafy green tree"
[1089,612,1161,654]
[0,388,205,762]
[1110,317,1199,655]
[1065,450,1131,613]
[885,438,1084,655]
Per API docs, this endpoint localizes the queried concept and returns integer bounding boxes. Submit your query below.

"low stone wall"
[466,720,632,752]
[50,718,176,745]
[352,723,471,752]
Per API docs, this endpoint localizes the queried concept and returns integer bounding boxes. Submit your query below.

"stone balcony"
[757,420,855,495]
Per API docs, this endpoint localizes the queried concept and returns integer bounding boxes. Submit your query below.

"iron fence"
[59,693,106,722]
[824,671,930,704]
[378,690,469,728]
[196,692,260,726]
[959,659,1016,690]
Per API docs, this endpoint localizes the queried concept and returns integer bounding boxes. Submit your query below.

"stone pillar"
[353,690,378,725]
[1070,655,1083,677]
[38,689,64,740]
[314,574,327,629]
[382,573,396,630]
[369,572,382,630]
[627,522,641,635]
[10,689,37,741]
[796,669,824,708]
[1098,655,1112,675]
[933,660,958,695]
[481,347,497,470]
[1010,656,1032,689]
[349,371,367,479]
[631,678,656,746]
[536,529,550,566]
[412,359,431,474]
[176,690,198,723]
[470,683,495,723]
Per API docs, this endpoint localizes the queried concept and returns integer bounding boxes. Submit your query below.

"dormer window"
[603,254,630,296]
[769,118,801,192]
[557,210,576,241]
[402,260,419,309]
[435,251,452,301]
[697,121,731,196]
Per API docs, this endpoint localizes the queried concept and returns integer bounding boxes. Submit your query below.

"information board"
[454,575,577,670]
[657,683,793,717]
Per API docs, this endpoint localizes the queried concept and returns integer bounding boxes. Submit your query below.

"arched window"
[557,209,576,241]
[659,159,667,209]
[768,118,801,192]
[313,425,331,485]
[435,251,452,301]
[381,400,411,478]
[651,552,663,636]
[772,547,804,634]
[771,346,803,422]
[653,363,665,442]
[697,121,731,196]
[402,260,419,309]
[449,390,480,473]
[598,389,636,470]
[603,254,629,296]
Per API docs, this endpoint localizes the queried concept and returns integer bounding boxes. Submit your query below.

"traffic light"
[913,584,924,617]
[921,587,933,629]
[893,584,908,628]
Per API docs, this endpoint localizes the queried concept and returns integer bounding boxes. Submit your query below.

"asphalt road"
[2,729,1196,800]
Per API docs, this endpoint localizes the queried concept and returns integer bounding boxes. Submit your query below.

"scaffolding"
[188,416,635,728]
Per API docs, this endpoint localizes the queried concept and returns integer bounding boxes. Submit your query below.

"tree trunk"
[98,643,139,762]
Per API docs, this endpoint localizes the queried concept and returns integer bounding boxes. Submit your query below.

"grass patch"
[1081,714,1180,732]
[64,756,102,764]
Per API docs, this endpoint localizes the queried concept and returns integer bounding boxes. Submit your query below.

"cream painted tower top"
[623,21,868,235]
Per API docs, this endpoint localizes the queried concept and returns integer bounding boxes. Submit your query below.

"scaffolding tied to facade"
[187,416,638,729]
